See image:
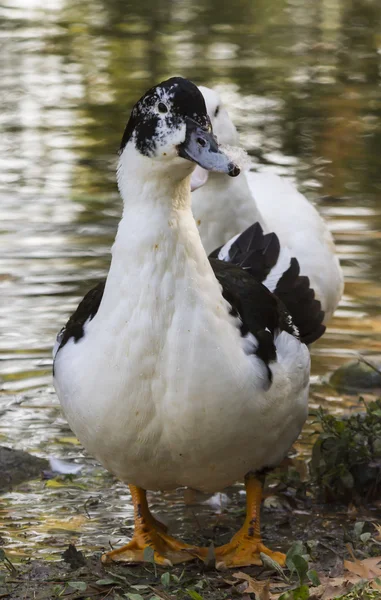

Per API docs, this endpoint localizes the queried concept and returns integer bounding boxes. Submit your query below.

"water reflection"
[1,0,381,559]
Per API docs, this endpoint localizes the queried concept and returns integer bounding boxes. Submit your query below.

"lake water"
[1,0,381,560]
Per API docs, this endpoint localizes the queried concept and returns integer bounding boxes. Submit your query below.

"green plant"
[310,399,381,503]
[261,542,320,599]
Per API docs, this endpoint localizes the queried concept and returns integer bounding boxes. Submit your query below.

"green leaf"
[293,585,310,600]
[130,585,149,590]
[95,578,117,586]
[52,585,64,596]
[307,569,321,586]
[68,581,87,591]
[161,571,171,588]
[340,470,354,489]
[292,554,309,584]
[354,521,365,537]
[186,589,205,600]
[126,594,145,600]
[194,579,207,590]
[160,571,171,588]
[360,532,371,543]
[104,570,129,583]
[279,585,310,600]
[143,546,157,577]
[286,542,305,574]
[143,546,155,563]
[260,552,288,580]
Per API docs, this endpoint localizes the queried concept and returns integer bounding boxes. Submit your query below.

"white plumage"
[54,142,310,493]
[192,86,344,323]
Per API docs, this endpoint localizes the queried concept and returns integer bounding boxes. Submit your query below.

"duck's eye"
[214,105,220,117]
[158,102,168,114]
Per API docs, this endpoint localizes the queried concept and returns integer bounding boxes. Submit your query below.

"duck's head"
[198,86,239,147]
[118,77,240,187]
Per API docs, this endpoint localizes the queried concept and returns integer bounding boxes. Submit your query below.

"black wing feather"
[55,280,105,356]
[210,222,325,345]
[209,222,280,282]
[210,258,296,383]
[274,258,325,345]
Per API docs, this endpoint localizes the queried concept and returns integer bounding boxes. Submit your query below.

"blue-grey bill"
[178,117,240,177]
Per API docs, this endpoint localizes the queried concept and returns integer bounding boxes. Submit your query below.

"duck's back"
[246,172,344,322]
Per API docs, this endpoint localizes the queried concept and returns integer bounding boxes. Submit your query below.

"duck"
[53,77,325,568]
[191,86,344,324]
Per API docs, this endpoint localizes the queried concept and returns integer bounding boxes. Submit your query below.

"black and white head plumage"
[119,77,211,157]
[118,77,240,178]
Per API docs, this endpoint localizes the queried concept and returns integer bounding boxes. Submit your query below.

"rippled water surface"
[1,0,381,560]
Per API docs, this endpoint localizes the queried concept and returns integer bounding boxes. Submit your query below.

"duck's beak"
[177,117,240,177]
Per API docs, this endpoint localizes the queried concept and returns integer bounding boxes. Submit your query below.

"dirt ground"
[2,487,381,600]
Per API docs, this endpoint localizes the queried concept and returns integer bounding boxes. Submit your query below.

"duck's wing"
[53,280,105,360]
[209,222,325,345]
[245,172,344,322]
[210,258,298,383]
[209,221,280,282]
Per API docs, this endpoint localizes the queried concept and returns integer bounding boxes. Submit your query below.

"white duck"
[191,86,344,324]
[53,77,324,568]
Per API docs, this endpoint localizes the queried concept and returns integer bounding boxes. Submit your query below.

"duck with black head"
[53,77,322,568]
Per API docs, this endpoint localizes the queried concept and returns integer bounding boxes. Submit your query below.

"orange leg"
[197,473,286,568]
[101,485,199,566]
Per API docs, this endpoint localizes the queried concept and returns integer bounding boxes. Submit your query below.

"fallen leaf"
[46,479,67,488]
[344,545,381,579]
[233,571,270,599]
[371,578,381,591]
[308,583,352,600]
[57,436,81,445]
[68,581,87,591]
[363,557,381,576]
[37,515,87,532]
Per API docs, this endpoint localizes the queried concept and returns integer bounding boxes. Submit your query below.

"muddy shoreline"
[2,484,380,599]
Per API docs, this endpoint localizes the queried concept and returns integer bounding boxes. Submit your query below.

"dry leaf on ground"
[308,579,354,600]
[344,545,381,579]
[371,578,381,591]
[233,571,271,599]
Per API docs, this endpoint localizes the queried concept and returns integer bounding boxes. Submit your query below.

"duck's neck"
[105,147,211,299]
[213,171,261,216]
